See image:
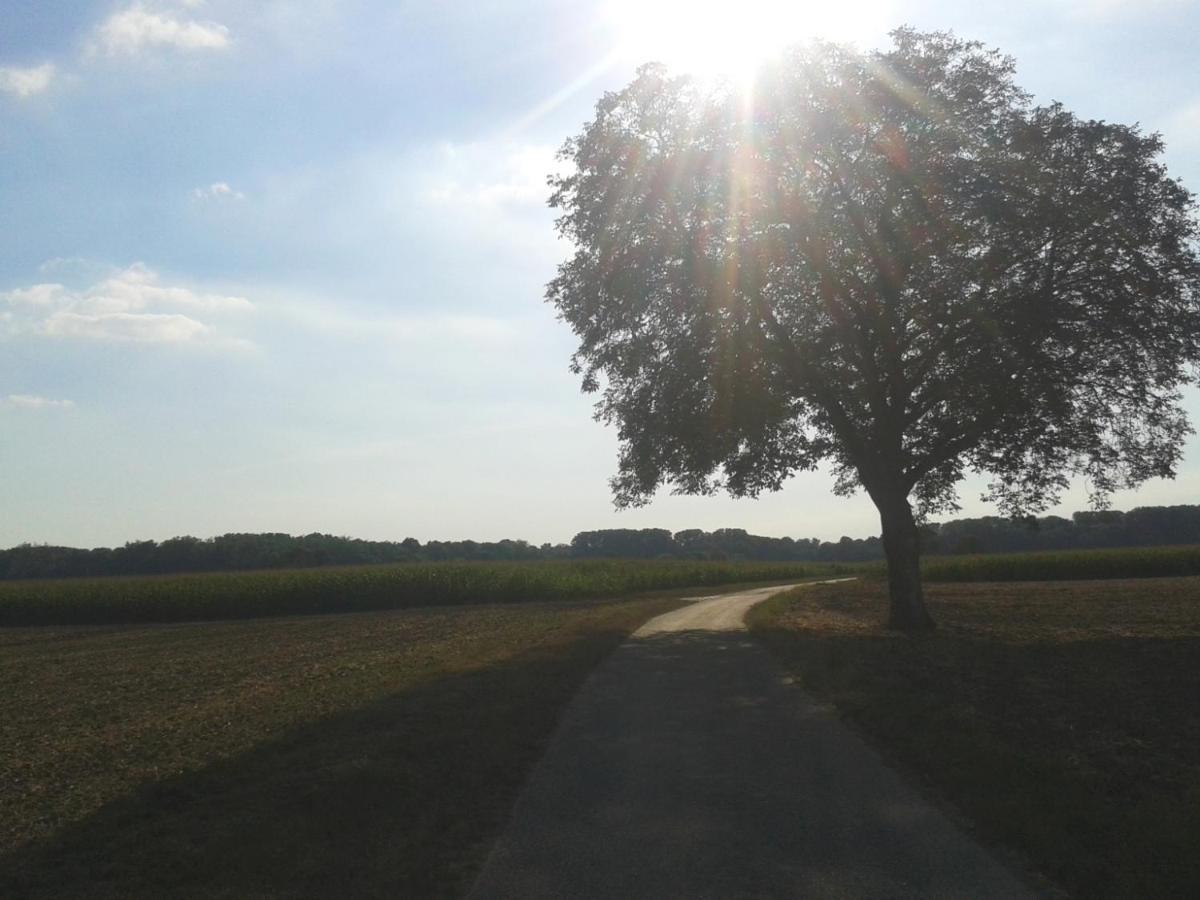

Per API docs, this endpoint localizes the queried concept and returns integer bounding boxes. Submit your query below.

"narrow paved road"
[469,582,1037,899]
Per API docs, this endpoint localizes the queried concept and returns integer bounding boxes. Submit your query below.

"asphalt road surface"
[468,581,1038,899]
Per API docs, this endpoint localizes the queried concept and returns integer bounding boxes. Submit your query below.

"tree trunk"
[876,492,935,631]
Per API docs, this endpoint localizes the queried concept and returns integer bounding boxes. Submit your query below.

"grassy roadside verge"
[747,577,1200,899]
[1,594,684,898]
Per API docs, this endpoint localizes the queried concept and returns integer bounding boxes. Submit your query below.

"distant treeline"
[3,504,1200,580]
[925,505,1200,554]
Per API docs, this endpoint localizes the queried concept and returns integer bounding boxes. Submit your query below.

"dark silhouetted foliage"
[547,29,1200,628]
[7,503,1200,580]
[570,528,678,558]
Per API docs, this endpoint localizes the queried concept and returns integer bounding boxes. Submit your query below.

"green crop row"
[918,544,1200,582]
[0,559,843,627]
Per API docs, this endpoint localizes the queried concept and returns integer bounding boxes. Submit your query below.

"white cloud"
[2,394,75,410]
[43,311,212,343]
[0,63,56,98]
[95,3,231,55]
[1,284,67,307]
[79,262,252,314]
[192,181,246,201]
[1,263,251,345]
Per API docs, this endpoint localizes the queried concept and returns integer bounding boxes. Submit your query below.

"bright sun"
[606,0,891,83]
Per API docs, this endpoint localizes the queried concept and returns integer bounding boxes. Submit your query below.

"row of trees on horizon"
[3,505,1200,581]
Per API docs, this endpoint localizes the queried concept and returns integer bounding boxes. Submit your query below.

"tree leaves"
[549,29,1200,518]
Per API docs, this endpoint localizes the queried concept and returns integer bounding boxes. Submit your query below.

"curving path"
[468,581,1038,899]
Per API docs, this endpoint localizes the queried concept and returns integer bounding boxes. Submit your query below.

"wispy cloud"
[2,394,75,410]
[0,63,56,98]
[423,143,565,212]
[192,181,246,201]
[43,311,213,343]
[1,263,252,345]
[94,3,231,56]
[273,295,522,349]
[401,140,570,263]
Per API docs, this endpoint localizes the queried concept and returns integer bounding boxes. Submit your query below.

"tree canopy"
[547,29,1200,627]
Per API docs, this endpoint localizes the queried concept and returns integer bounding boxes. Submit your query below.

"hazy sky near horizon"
[2,0,1199,549]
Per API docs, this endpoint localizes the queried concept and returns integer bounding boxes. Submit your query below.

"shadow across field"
[751,612,1200,899]
[0,632,631,899]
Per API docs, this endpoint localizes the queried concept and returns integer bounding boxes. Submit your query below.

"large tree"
[546,29,1200,629]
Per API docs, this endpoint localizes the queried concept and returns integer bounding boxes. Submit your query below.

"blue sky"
[2,0,1198,548]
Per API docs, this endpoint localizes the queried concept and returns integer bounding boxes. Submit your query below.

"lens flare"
[606,0,892,83]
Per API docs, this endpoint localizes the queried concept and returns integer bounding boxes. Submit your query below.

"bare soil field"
[0,595,682,898]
